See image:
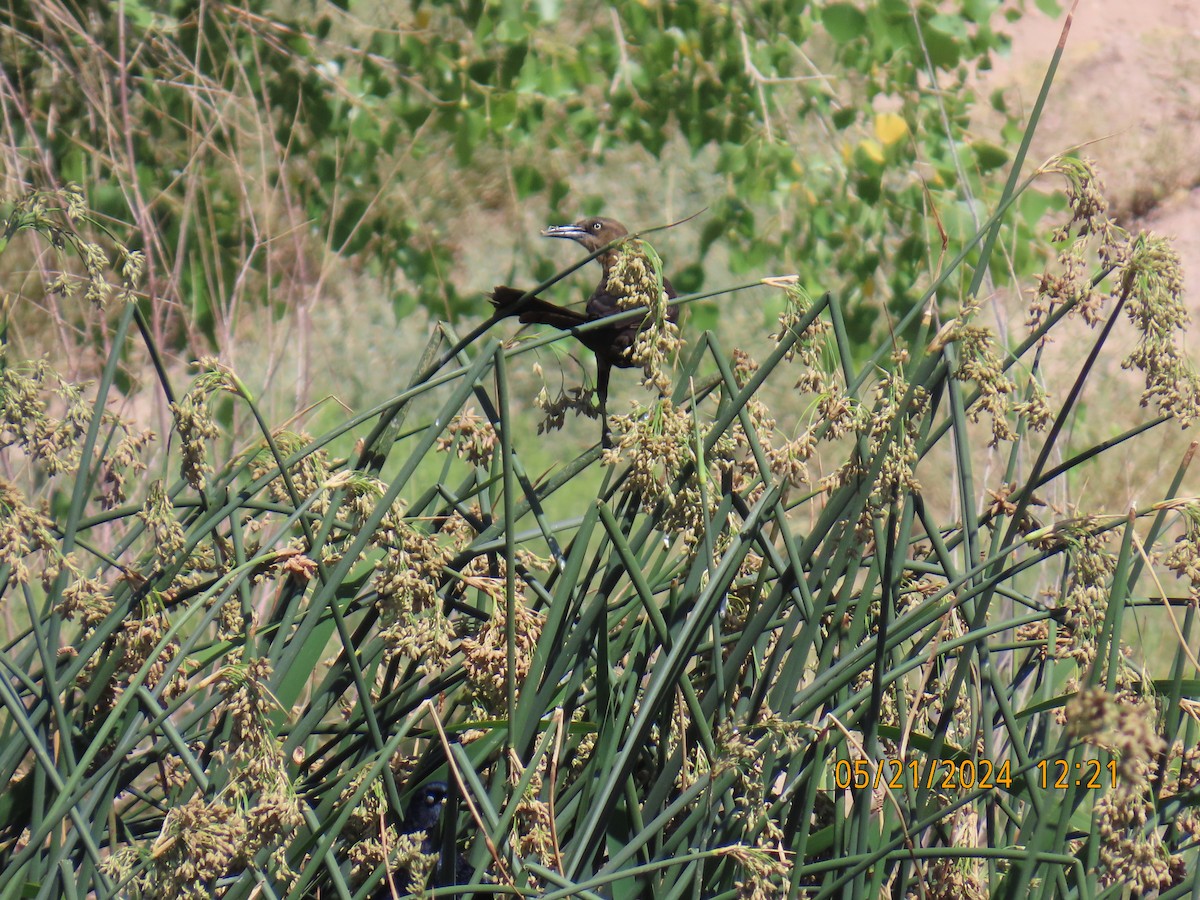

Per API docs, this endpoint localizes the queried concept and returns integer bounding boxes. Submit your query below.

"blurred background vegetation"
[15,1,1200,898]
[0,0,1056,408]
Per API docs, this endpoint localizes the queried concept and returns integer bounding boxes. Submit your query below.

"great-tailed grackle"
[489,216,678,446]
[373,781,483,897]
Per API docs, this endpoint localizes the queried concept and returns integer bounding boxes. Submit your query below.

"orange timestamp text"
[1034,758,1118,790]
[832,758,1013,791]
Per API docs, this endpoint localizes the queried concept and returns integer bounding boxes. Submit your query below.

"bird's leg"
[597,360,613,449]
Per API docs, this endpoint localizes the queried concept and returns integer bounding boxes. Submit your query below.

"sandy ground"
[969,0,1200,509]
[989,0,1200,280]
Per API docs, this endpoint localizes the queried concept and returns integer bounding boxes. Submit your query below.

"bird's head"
[404,781,449,832]
[542,216,629,255]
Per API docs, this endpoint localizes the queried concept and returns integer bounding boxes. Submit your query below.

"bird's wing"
[585,277,679,325]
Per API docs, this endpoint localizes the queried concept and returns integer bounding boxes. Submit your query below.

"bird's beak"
[542,224,590,241]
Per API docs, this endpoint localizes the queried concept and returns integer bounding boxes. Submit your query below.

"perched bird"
[375,781,480,898]
[401,781,450,849]
[489,216,678,446]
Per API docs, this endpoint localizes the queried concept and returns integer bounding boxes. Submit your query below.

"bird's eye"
[592,221,601,231]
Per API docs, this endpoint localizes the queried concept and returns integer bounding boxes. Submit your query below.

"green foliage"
[3,157,1200,897]
[10,5,1198,898]
[1,0,1034,351]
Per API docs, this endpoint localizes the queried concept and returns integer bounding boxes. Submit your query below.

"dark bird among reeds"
[489,216,678,447]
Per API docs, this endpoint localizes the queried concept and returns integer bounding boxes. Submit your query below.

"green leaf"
[536,0,562,21]
[717,143,748,175]
[489,91,517,129]
[349,109,381,145]
[1019,187,1064,227]
[512,164,546,199]
[970,140,1009,172]
[822,4,868,43]
[963,0,1001,23]
[921,24,961,69]
[495,17,530,43]
[332,197,370,254]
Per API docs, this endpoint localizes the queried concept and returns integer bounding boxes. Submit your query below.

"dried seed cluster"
[170,358,238,492]
[63,596,193,820]
[1057,528,1116,667]
[819,363,927,542]
[1162,742,1200,841]
[771,279,830,366]
[1066,688,1182,892]
[0,477,60,585]
[1029,157,1128,333]
[947,314,1017,446]
[436,406,499,466]
[507,752,556,872]
[12,185,143,307]
[1121,234,1200,424]
[927,806,986,900]
[534,383,599,434]
[372,508,461,676]
[461,577,546,709]
[602,397,718,551]
[249,430,333,517]
[121,658,303,897]
[137,480,186,568]
[1032,158,1200,425]
[606,238,683,393]
[1165,503,1200,593]
[0,351,154,504]
[712,712,804,899]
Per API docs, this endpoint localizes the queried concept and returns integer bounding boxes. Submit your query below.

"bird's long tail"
[488,286,589,329]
